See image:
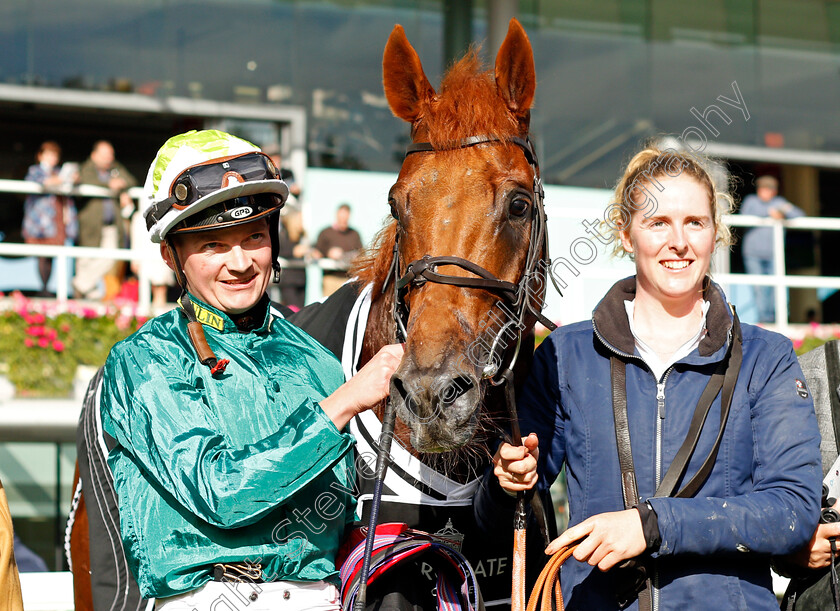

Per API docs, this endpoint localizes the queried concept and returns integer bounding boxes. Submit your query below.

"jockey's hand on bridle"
[493,433,539,494]
[320,343,405,430]
[548,509,646,572]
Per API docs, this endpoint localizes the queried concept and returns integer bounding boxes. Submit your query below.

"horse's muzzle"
[389,361,481,452]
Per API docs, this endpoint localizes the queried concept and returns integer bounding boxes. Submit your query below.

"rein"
[354,134,558,610]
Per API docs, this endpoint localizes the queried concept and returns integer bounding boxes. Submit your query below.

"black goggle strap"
[145,195,178,231]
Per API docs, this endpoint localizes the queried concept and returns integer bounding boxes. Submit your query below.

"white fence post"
[773,220,788,334]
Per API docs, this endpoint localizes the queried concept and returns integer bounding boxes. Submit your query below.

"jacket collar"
[592,276,732,360]
[183,293,271,334]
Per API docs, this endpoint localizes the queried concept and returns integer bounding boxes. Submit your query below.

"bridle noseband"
[385,134,559,380]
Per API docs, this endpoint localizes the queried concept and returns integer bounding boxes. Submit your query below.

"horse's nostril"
[392,376,421,420]
[438,375,474,406]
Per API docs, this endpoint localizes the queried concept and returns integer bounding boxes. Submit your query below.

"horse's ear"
[383,24,436,123]
[494,18,535,121]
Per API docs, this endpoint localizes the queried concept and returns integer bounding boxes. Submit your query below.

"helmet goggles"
[144,151,285,233]
[170,152,278,211]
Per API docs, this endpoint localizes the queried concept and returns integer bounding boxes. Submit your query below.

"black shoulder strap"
[611,311,743,502]
[824,340,840,455]
[611,357,653,611]
[664,311,742,498]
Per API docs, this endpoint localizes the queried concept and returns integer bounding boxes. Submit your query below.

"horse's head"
[380,19,544,453]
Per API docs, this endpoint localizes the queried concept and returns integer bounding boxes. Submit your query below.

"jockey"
[98,129,403,610]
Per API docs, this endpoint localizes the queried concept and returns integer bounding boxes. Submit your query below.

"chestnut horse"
[67,18,554,611]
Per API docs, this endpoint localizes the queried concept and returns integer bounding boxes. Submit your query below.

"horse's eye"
[388,198,399,220]
[509,197,530,218]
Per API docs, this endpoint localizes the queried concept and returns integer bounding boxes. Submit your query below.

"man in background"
[73,141,137,300]
[313,203,362,297]
[740,175,804,323]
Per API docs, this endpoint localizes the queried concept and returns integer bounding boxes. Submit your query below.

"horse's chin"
[407,417,477,453]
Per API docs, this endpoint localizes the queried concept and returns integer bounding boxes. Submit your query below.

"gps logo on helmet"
[231,207,253,219]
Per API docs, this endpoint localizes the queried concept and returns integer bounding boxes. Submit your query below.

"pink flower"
[60,323,71,333]
[37,337,49,348]
[26,326,43,337]
[46,328,58,341]
[52,340,65,352]
[29,313,45,324]
[115,314,131,331]
[82,308,98,319]
[24,338,34,348]
[793,339,804,350]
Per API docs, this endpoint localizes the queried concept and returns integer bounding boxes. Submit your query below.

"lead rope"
[501,368,528,611]
[353,399,397,611]
[831,537,840,611]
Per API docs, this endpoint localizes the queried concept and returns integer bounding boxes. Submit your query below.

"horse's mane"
[421,48,519,147]
[351,221,396,295]
[352,49,520,293]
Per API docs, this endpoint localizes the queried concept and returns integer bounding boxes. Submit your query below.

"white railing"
[1,179,837,331]
[719,214,840,334]
[0,179,348,314]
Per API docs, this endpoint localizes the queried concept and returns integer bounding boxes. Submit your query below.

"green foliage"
[794,335,834,356]
[0,294,146,397]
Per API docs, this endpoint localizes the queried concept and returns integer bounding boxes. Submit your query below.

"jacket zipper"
[594,317,732,611]
[652,367,672,611]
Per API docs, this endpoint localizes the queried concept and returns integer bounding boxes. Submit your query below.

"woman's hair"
[604,145,734,259]
[37,140,61,160]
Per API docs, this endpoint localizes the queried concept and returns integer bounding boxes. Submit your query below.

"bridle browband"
[386,133,559,379]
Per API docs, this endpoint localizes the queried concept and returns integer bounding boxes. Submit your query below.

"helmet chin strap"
[165,238,229,376]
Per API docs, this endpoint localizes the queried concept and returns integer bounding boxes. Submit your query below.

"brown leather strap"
[187,321,216,365]
[611,357,652,611]
[657,312,743,498]
[610,311,743,611]
[611,357,639,509]
[526,543,578,611]
[511,529,527,611]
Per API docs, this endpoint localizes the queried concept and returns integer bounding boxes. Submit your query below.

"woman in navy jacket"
[490,147,822,610]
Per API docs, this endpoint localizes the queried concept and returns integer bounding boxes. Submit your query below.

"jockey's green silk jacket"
[100,294,355,598]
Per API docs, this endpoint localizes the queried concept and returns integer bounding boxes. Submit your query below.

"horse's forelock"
[420,49,519,147]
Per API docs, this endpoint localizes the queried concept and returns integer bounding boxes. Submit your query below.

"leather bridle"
[385,134,560,380]
[354,133,558,611]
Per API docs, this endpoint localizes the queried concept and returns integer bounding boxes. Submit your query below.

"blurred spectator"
[313,203,362,297]
[130,208,174,311]
[0,479,23,611]
[264,144,302,199]
[73,141,137,300]
[22,141,78,296]
[740,175,804,323]
[277,204,309,309]
[12,535,47,572]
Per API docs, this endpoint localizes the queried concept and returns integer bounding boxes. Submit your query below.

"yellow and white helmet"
[142,129,289,243]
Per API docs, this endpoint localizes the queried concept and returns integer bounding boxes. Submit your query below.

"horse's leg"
[69,466,93,611]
